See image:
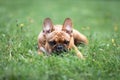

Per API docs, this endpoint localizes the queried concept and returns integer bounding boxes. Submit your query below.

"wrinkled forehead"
[46,31,71,41]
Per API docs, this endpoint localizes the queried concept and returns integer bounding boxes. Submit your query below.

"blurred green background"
[0,0,120,35]
[0,0,120,80]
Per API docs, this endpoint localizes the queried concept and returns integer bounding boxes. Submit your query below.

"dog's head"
[42,18,73,54]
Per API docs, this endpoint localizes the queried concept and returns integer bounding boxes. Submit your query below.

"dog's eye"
[43,30,51,33]
[49,40,56,46]
[64,40,69,45]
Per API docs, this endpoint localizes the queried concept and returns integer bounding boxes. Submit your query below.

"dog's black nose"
[54,44,67,53]
[57,45,63,50]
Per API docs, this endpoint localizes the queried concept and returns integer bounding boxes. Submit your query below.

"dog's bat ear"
[43,18,54,34]
[62,18,73,34]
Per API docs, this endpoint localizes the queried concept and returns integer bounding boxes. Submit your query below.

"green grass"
[0,0,120,80]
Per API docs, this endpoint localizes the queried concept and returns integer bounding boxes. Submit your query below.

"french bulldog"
[38,18,88,58]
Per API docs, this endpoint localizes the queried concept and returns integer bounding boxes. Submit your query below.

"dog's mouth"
[53,49,68,55]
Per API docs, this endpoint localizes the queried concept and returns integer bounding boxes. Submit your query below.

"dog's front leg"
[38,35,46,55]
[68,37,84,59]
[73,45,84,59]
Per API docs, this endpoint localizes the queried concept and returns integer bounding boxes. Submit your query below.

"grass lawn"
[0,0,120,80]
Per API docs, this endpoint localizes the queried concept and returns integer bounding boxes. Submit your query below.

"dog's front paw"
[76,52,85,59]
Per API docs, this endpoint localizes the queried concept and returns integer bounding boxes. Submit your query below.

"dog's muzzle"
[56,45,64,52]
[54,44,67,54]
